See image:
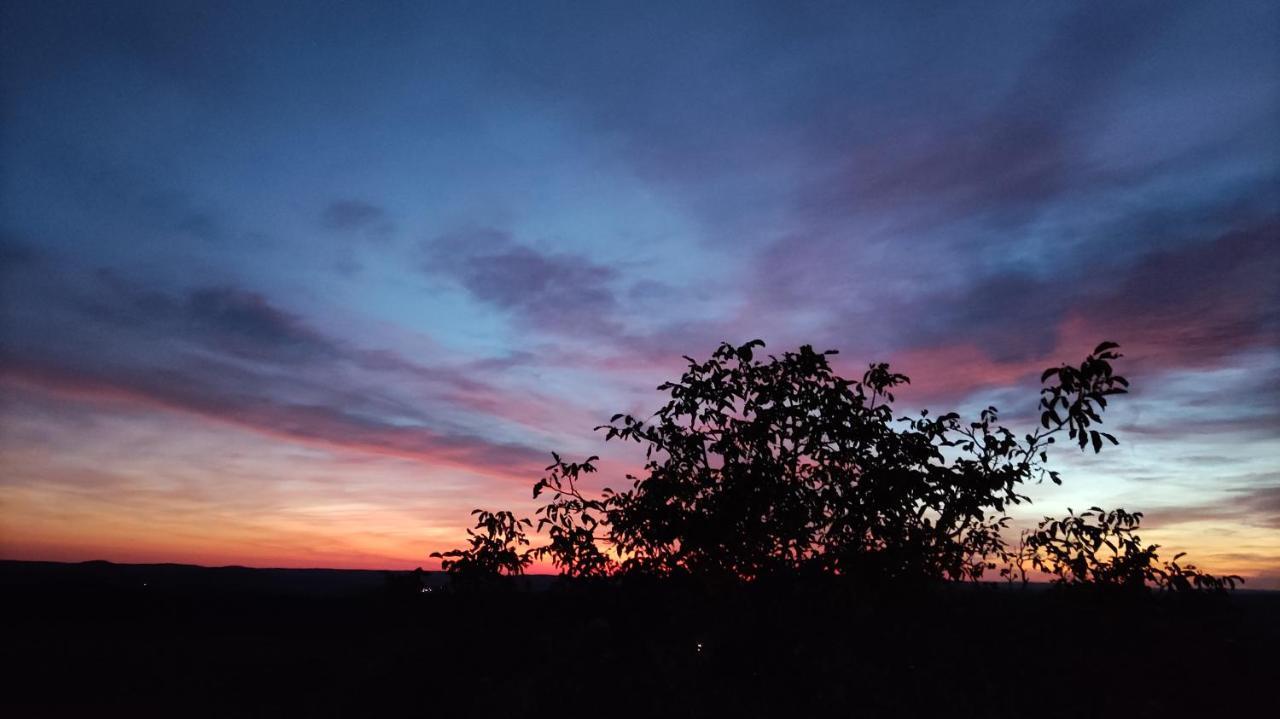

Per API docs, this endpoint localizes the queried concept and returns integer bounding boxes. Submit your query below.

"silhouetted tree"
[431,340,1236,592]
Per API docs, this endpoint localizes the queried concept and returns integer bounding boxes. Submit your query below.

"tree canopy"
[432,340,1237,592]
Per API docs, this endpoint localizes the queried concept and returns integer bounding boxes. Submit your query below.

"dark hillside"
[1,560,1275,717]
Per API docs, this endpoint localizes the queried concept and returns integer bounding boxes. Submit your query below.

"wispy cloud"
[1,262,570,479]
[423,228,624,338]
[321,200,391,239]
[1144,485,1280,531]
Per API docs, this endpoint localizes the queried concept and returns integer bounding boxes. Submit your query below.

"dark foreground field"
[2,560,1275,718]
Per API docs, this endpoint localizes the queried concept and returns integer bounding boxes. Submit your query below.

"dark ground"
[2,560,1276,718]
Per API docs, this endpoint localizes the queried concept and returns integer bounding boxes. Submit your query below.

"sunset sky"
[1,1,1277,585]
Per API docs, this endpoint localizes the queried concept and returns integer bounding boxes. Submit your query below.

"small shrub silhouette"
[1019,507,1242,592]
[429,509,531,586]
[433,340,1237,592]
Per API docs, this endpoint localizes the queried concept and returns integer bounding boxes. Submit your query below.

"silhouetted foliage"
[429,509,531,584]
[432,340,1235,593]
[531,453,614,578]
[1019,507,1242,593]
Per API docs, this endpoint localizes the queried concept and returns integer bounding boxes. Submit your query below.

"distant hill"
[0,559,563,596]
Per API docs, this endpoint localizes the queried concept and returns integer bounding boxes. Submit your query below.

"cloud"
[321,199,387,231]
[0,265,570,479]
[736,202,1279,406]
[817,2,1167,223]
[0,234,40,267]
[2,353,546,482]
[1143,485,1280,530]
[187,286,341,359]
[75,271,341,364]
[175,212,220,243]
[424,228,623,337]
[927,215,1277,366]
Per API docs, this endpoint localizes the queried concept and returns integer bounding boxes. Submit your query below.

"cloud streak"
[1,261,570,479]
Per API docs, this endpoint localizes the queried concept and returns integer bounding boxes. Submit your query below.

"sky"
[1,1,1277,585]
